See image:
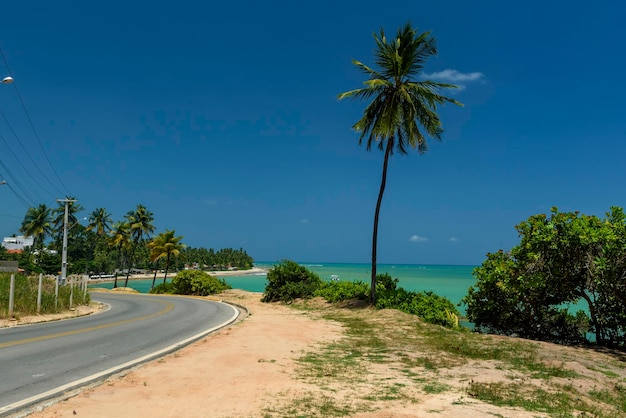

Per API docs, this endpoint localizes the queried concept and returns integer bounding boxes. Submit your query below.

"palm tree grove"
[0,201,254,283]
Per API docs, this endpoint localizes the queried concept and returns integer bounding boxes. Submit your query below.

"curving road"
[0,292,239,416]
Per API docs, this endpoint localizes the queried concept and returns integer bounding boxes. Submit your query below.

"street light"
[1,76,14,84]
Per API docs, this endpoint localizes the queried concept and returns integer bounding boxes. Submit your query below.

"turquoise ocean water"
[89,262,478,308]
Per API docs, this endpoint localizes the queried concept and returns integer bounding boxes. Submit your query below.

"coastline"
[88,267,267,284]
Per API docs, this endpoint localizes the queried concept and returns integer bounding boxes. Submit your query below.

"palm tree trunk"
[163,253,171,284]
[370,139,394,304]
[151,263,158,290]
[124,244,135,287]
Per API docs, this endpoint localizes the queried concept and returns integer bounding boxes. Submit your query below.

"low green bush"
[376,287,460,328]
[150,271,231,296]
[262,260,322,303]
[149,281,176,294]
[316,280,369,302]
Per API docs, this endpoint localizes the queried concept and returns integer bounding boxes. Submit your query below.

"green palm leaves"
[87,208,112,237]
[148,230,185,286]
[338,23,461,155]
[19,204,52,250]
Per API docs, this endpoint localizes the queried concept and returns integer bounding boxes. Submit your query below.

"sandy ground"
[4,289,625,417]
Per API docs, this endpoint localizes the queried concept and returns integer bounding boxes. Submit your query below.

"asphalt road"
[0,292,239,416]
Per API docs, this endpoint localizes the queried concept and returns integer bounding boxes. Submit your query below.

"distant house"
[1,236,34,253]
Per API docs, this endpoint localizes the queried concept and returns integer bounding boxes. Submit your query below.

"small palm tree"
[338,22,462,303]
[124,204,155,286]
[20,204,52,268]
[148,230,185,288]
[109,221,131,288]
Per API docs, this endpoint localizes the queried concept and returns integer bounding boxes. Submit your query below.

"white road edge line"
[0,300,239,416]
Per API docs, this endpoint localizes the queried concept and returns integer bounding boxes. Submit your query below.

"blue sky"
[1,0,625,265]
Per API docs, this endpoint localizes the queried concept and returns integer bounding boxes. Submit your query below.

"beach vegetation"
[463,206,626,350]
[147,230,185,288]
[9,202,255,278]
[149,269,230,296]
[123,205,155,287]
[338,22,462,303]
[108,221,132,289]
[176,246,254,271]
[315,280,369,302]
[314,270,459,328]
[261,259,323,303]
[376,287,460,328]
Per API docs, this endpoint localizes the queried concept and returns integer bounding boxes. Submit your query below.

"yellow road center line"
[0,298,175,349]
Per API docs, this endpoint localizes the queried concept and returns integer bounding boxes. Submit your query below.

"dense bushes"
[376,288,459,328]
[463,207,626,349]
[261,262,459,328]
[261,260,323,302]
[316,280,369,302]
[149,270,231,296]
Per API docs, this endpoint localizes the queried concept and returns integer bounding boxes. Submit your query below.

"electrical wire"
[0,45,71,197]
[0,115,57,199]
[0,162,38,207]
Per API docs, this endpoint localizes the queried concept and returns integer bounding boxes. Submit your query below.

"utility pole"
[57,198,77,288]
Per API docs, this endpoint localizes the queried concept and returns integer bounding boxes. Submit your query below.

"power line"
[0,46,71,196]
[0,175,32,208]
[0,117,57,199]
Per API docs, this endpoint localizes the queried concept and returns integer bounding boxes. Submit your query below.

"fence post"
[69,276,74,308]
[37,273,43,313]
[55,275,59,308]
[8,273,15,318]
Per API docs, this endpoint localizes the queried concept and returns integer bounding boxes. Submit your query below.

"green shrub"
[149,271,231,296]
[262,260,322,303]
[150,281,176,294]
[174,270,231,296]
[316,280,369,303]
[375,272,398,292]
[376,287,460,328]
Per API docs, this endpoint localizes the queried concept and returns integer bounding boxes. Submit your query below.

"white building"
[2,235,34,252]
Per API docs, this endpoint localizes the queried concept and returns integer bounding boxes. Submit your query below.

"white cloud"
[449,237,459,242]
[409,235,428,242]
[423,69,484,83]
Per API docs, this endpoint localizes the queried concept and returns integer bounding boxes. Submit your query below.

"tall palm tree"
[109,221,131,288]
[87,207,112,237]
[85,207,113,274]
[148,230,185,288]
[338,22,462,303]
[124,204,155,286]
[20,204,52,255]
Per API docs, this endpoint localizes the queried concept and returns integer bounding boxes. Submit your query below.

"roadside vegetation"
[262,260,460,329]
[1,200,254,280]
[149,270,231,296]
[0,272,89,318]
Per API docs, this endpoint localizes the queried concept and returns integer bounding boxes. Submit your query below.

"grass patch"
[423,382,449,394]
[268,300,626,417]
